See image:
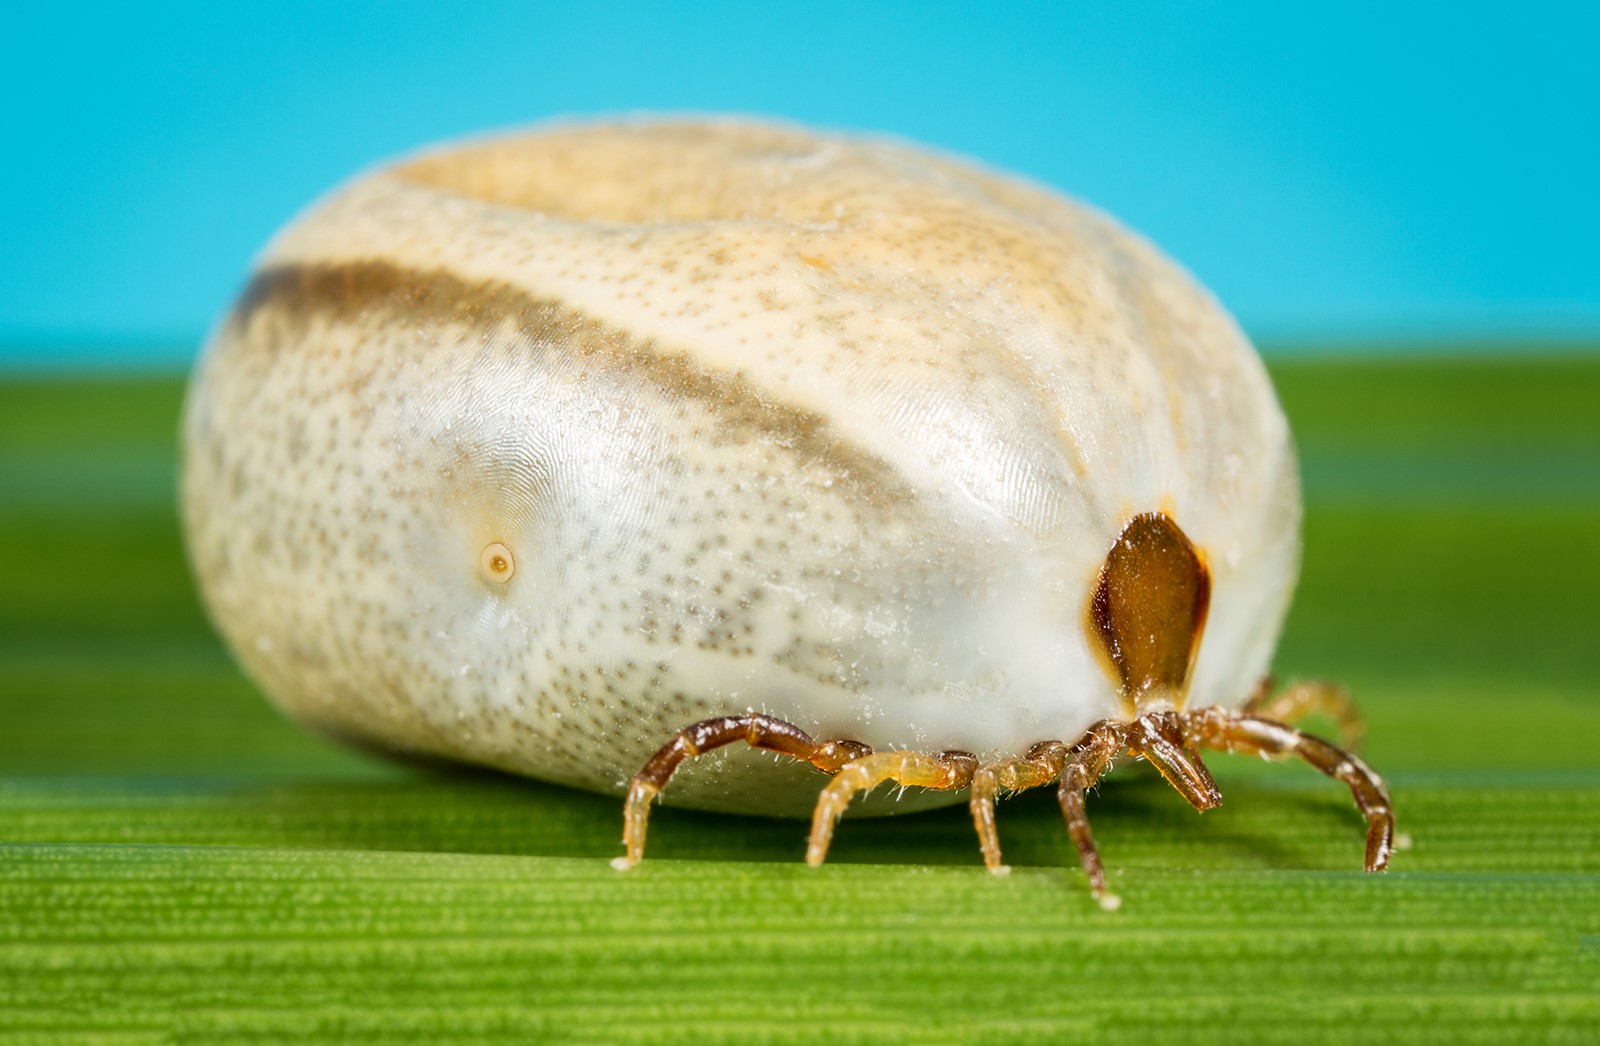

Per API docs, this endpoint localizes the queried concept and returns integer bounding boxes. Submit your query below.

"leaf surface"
[1,360,1596,1044]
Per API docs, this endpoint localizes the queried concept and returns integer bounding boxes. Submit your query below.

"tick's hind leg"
[612,715,871,870]
[1242,677,1365,749]
[1185,708,1395,872]
[805,750,979,867]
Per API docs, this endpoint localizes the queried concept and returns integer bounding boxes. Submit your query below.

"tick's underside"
[610,680,1394,907]
[612,514,1394,906]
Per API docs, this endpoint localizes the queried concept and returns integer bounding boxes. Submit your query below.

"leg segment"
[968,741,1068,874]
[1242,677,1365,750]
[805,750,978,867]
[612,714,871,870]
[1186,708,1394,872]
[1056,722,1130,910]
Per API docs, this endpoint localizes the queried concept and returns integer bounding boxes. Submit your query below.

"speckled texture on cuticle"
[182,118,1299,817]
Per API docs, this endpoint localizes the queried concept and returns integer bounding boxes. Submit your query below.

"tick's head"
[1087,511,1211,720]
[1085,510,1224,810]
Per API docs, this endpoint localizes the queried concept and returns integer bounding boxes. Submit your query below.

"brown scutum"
[1087,511,1211,715]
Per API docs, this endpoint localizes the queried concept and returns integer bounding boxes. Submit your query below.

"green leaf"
[2,359,1597,1044]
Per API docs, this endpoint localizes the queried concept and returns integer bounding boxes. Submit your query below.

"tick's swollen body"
[182,119,1393,904]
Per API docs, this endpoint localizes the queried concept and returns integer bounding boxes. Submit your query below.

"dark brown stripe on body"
[232,260,916,509]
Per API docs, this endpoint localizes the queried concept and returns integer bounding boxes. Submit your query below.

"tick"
[183,118,1394,906]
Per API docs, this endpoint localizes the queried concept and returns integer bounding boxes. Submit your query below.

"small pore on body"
[480,541,516,584]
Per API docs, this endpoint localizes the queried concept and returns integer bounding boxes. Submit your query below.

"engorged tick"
[183,119,1395,907]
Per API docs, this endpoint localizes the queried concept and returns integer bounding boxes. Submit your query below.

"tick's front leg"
[1241,677,1365,750]
[1184,707,1395,872]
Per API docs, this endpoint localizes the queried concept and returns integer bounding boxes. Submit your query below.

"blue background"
[3,1,1596,369]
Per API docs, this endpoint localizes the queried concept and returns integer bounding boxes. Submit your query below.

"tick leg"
[612,715,871,870]
[805,750,978,868]
[1056,721,1130,909]
[1186,709,1395,872]
[969,741,1068,875]
[1241,677,1365,749]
